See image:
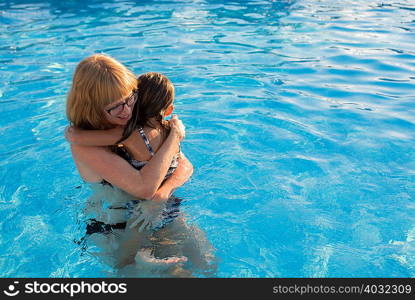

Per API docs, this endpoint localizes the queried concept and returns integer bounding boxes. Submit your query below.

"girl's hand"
[128,200,166,231]
[169,115,185,141]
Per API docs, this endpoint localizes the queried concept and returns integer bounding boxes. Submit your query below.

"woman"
[66,54,215,276]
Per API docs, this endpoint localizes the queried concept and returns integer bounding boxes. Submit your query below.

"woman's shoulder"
[71,144,112,160]
[71,144,113,182]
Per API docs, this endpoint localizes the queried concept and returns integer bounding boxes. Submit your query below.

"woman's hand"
[169,115,185,141]
[127,200,164,231]
[151,153,193,203]
[151,185,174,203]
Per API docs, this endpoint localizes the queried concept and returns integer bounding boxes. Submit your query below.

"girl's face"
[104,90,137,126]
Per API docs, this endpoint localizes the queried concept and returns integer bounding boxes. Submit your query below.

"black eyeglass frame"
[106,90,138,116]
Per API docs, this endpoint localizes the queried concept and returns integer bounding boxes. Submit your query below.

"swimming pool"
[1,0,414,277]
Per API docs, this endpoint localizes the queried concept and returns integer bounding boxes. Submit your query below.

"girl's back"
[122,123,166,162]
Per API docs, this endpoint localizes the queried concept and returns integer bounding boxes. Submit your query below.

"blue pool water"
[1,0,415,277]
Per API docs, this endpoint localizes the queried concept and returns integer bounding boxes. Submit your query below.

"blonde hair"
[66,54,137,129]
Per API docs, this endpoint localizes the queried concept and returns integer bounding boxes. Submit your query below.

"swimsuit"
[86,127,181,235]
[116,126,179,178]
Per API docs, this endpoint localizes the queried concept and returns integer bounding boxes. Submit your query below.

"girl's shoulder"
[141,126,163,153]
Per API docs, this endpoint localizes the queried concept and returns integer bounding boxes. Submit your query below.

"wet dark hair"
[119,72,174,143]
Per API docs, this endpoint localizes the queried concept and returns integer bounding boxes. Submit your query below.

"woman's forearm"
[72,140,180,200]
[72,116,186,200]
[66,126,124,146]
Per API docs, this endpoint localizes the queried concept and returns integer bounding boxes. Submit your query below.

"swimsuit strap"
[138,127,155,156]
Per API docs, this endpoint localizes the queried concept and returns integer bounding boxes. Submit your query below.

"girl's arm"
[65,126,124,146]
[151,153,194,203]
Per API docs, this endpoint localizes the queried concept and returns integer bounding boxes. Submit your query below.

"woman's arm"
[151,153,194,203]
[65,126,124,146]
[72,116,185,199]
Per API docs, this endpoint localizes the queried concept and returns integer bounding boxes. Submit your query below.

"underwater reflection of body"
[78,182,217,277]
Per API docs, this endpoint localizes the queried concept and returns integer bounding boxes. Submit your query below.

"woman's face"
[104,91,137,126]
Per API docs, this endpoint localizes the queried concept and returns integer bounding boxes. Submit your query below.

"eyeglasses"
[106,90,137,116]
